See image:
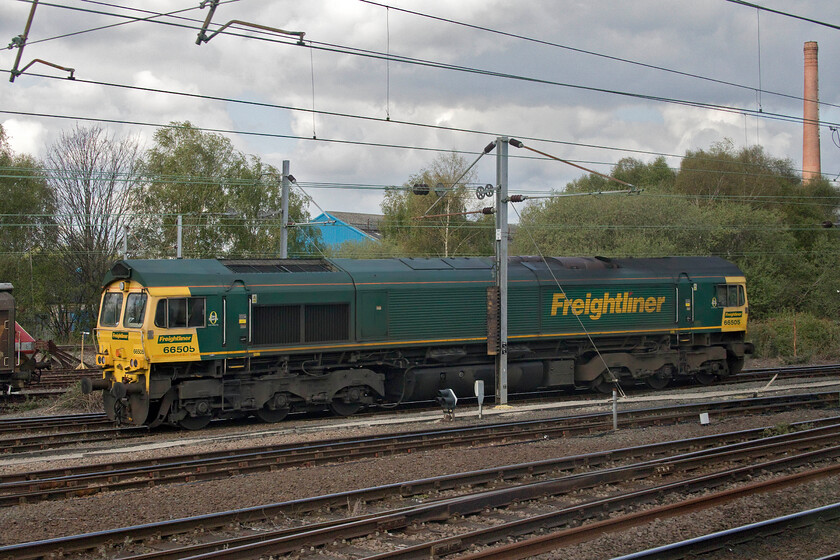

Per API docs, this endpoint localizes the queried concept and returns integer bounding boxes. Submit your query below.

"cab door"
[719,282,748,332]
[357,291,388,340]
[677,273,694,326]
[223,283,250,355]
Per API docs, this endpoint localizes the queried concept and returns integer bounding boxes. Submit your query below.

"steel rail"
[114,429,840,560]
[2,418,839,559]
[726,363,840,385]
[0,393,835,496]
[0,394,835,505]
[610,501,840,559]
[452,461,840,560]
[0,425,148,453]
[0,412,104,429]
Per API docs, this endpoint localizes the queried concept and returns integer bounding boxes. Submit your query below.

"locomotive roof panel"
[331,257,532,285]
[332,257,493,273]
[332,258,487,287]
[608,256,744,277]
[221,259,335,274]
[104,259,230,287]
[104,259,350,289]
[514,256,743,283]
[103,256,745,290]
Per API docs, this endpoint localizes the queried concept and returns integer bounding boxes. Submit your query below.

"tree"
[565,156,676,194]
[512,143,840,319]
[0,125,55,333]
[326,238,403,259]
[513,189,706,258]
[141,122,317,258]
[675,140,797,198]
[381,152,493,257]
[43,125,144,336]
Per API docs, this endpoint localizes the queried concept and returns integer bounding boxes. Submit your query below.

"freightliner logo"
[551,292,666,321]
[157,334,193,344]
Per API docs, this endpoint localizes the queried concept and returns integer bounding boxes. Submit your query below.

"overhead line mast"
[495,137,509,405]
[490,138,640,407]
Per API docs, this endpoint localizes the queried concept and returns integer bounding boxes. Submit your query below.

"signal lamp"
[436,388,457,421]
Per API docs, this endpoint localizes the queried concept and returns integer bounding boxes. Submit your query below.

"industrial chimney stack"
[803,41,821,183]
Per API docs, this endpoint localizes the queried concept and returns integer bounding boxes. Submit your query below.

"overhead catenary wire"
[4,1,832,212]
[357,0,840,112]
[1,164,838,209]
[508,199,626,397]
[8,71,838,181]
[511,140,637,190]
[420,141,496,218]
[25,0,840,114]
[4,1,840,177]
[723,0,840,31]
[2,100,838,184]
[10,3,840,129]
[3,1,836,206]
[13,0,242,46]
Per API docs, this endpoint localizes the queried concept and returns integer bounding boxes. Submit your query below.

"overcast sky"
[1,0,838,216]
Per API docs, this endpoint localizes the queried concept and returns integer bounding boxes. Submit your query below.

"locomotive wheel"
[178,415,212,430]
[255,405,289,423]
[645,374,670,390]
[591,374,618,394]
[694,371,717,385]
[104,390,151,426]
[103,390,118,422]
[329,400,363,416]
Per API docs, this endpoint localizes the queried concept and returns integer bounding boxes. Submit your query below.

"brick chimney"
[803,41,821,183]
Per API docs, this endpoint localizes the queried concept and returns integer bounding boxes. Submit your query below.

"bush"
[749,313,840,362]
[49,381,103,413]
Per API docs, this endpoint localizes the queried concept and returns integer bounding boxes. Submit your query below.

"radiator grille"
[252,303,349,345]
[222,259,333,273]
[305,304,349,342]
[253,305,301,345]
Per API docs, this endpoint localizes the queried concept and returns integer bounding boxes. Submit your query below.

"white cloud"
[1,119,47,157]
[0,0,837,211]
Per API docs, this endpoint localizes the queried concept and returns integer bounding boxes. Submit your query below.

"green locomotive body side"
[89,256,750,428]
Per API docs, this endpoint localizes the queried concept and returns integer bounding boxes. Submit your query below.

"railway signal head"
[437,388,457,421]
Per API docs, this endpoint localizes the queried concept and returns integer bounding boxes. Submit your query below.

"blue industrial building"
[310,211,383,248]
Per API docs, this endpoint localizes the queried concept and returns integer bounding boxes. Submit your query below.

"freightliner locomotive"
[82,256,752,429]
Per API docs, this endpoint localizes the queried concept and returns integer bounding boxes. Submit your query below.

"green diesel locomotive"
[82,256,752,429]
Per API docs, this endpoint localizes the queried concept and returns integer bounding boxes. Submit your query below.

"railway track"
[0,424,148,454]
[2,410,838,559]
[0,362,836,451]
[0,392,835,508]
[728,363,840,384]
[0,412,106,434]
[26,369,94,390]
[612,501,840,559]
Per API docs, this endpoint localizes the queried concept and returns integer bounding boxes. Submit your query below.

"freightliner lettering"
[551,292,666,321]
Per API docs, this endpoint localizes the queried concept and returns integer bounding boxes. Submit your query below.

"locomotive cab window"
[715,284,745,308]
[100,292,123,327]
[154,297,205,328]
[123,293,147,328]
